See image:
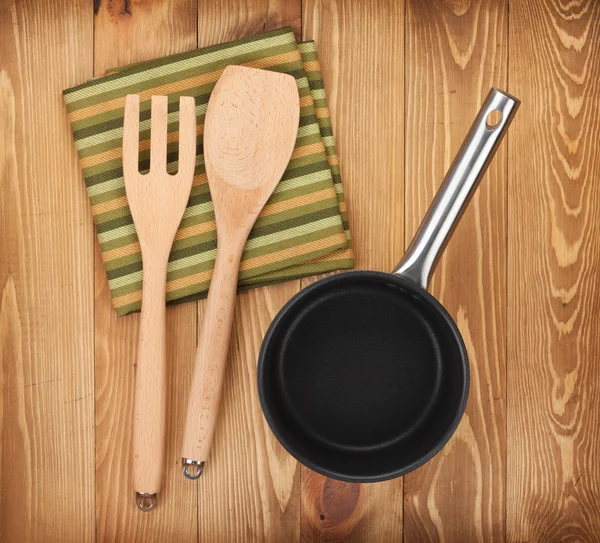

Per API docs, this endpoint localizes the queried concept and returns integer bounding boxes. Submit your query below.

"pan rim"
[257,269,470,483]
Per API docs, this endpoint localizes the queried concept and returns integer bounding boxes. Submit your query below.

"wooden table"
[1,1,599,541]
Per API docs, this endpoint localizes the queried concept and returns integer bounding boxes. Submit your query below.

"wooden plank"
[92,1,198,541]
[196,3,303,542]
[403,1,508,541]
[301,1,404,541]
[197,0,301,46]
[507,1,600,540]
[0,1,95,541]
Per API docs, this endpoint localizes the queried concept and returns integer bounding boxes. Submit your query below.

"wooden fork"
[122,94,196,511]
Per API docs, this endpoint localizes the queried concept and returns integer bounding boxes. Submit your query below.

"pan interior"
[260,273,468,481]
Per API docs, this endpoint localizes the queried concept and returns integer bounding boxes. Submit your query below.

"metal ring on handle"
[182,458,205,480]
[135,492,157,512]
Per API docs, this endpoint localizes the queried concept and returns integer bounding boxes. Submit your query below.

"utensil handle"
[132,259,168,510]
[181,239,243,475]
[393,88,520,288]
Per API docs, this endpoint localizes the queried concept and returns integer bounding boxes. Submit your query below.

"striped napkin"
[63,28,353,316]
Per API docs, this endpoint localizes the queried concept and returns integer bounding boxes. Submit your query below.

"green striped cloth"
[63,28,353,316]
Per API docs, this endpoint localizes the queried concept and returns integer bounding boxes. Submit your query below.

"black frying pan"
[257,89,520,483]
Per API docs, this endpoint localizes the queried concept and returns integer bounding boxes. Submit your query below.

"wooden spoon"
[122,94,196,510]
[181,65,299,477]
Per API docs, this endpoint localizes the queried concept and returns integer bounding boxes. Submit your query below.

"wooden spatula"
[122,94,196,510]
[181,65,299,478]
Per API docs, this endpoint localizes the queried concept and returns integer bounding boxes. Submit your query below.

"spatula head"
[203,65,299,204]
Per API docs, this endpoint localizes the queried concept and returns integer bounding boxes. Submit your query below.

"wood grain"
[196,3,302,542]
[507,1,600,541]
[93,0,198,540]
[403,1,508,541]
[197,0,302,46]
[301,1,405,541]
[0,1,95,541]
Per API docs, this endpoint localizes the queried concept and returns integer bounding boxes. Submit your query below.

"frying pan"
[257,88,520,482]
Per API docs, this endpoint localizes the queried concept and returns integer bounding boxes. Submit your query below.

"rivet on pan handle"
[393,88,520,289]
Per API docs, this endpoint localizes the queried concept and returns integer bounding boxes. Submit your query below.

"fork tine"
[175,96,197,182]
[150,96,169,173]
[123,94,141,181]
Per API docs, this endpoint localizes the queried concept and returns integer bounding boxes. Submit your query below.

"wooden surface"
[0,0,96,541]
[0,0,599,542]
[403,1,508,541]
[93,1,199,540]
[506,1,600,541]
[301,1,405,542]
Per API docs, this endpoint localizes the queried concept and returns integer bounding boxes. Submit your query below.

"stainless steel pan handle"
[393,88,520,288]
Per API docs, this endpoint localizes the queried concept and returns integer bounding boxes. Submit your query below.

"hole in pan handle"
[393,88,520,289]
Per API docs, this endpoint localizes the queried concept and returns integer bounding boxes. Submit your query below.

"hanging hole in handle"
[486,109,503,129]
[182,458,205,480]
[135,492,157,512]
